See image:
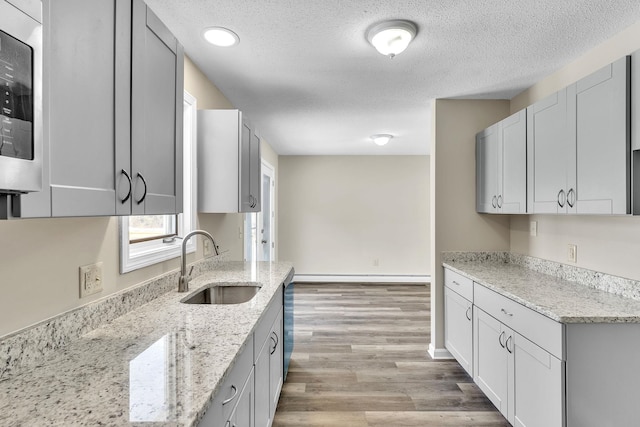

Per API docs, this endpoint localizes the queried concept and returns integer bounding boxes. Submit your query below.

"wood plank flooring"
[272,283,509,427]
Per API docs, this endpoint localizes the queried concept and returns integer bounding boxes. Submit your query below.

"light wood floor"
[272,283,509,427]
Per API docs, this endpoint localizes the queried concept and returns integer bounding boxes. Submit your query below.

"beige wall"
[430,99,511,353]
[278,155,430,276]
[509,20,640,280]
[0,56,253,338]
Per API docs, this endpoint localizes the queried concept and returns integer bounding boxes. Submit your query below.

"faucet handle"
[188,266,194,277]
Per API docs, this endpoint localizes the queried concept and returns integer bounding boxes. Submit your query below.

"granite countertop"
[0,261,293,427]
[444,260,640,323]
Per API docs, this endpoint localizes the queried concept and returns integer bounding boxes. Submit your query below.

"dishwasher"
[283,269,295,379]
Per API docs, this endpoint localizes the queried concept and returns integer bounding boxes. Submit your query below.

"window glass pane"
[129,215,177,243]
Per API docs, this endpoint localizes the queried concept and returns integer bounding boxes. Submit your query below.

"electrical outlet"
[203,239,213,256]
[530,221,537,237]
[79,262,103,298]
[567,244,577,263]
[373,258,379,267]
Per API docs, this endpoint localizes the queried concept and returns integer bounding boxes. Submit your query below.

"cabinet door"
[527,90,569,214]
[239,118,254,212]
[131,0,183,215]
[229,368,254,427]
[249,132,261,212]
[254,339,270,427]
[269,308,284,418]
[476,124,499,213]
[444,287,473,376]
[570,56,630,214]
[474,308,510,418]
[500,110,527,214]
[513,333,564,427]
[39,0,129,217]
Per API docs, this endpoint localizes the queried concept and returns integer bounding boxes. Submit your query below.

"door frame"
[259,159,276,261]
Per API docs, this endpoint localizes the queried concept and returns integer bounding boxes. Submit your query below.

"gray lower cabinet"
[527,56,630,215]
[12,0,183,218]
[476,109,527,214]
[474,308,563,427]
[255,296,284,427]
[198,109,261,213]
[198,335,255,427]
[443,268,474,376]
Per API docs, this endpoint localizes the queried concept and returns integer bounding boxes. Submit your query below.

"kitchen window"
[119,91,197,273]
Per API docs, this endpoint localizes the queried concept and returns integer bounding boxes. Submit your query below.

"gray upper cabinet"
[130,0,184,215]
[528,57,630,215]
[14,0,183,218]
[198,109,261,213]
[527,89,570,214]
[476,109,526,214]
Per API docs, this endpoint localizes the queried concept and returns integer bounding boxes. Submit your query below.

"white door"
[243,160,275,262]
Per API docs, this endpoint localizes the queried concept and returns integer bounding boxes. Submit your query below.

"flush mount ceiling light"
[371,134,393,146]
[202,27,240,47]
[367,20,417,58]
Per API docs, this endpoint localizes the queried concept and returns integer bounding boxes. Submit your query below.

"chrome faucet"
[179,230,219,292]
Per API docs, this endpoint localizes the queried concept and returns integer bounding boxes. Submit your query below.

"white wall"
[278,155,430,276]
[509,19,640,280]
[0,56,273,338]
[430,99,511,354]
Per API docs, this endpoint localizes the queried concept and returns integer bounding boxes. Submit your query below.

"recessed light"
[371,134,393,146]
[202,27,240,47]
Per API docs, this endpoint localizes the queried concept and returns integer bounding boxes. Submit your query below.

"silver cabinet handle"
[121,169,132,204]
[500,308,513,317]
[136,173,147,205]
[465,306,472,321]
[222,385,238,405]
[498,331,505,348]
[452,280,461,286]
[506,335,513,354]
[567,188,575,208]
[270,331,279,354]
[492,195,497,208]
[497,195,503,208]
[557,189,565,208]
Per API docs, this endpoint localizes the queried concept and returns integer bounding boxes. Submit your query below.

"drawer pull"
[465,306,472,321]
[452,280,461,286]
[506,335,513,354]
[499,331,506,348]
[500,308,513,317]
[222,385,238,405]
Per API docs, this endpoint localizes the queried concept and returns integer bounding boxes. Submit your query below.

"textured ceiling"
[147,0,640,155]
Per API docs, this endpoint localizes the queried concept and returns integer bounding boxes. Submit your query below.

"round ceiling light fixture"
[367,20,417,58]
[371,134,393,146]
[202,26,240,47]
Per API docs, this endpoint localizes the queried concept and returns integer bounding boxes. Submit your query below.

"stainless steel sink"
[182,283,261,305]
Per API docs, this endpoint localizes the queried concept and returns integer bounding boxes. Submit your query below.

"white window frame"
[119,90,198,273]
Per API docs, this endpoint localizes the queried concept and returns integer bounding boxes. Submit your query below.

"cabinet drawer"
[474,283,563,359]
[444,268,473,301]
[254,290,283,362]
[210,334,255,425]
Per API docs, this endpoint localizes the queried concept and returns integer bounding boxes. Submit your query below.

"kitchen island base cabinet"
[566,323,640,427]
[474,308,563,427]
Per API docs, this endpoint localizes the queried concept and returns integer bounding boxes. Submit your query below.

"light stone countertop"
[0,261,294,427]
[444,260,640,323]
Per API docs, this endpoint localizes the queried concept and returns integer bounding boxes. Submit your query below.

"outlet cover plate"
[567,244,577,263]
[203,239,213,256]
[80,262,103,298]
[530,221,537,237]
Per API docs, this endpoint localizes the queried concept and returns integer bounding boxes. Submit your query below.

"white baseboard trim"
[428,342,454,359]
[293,274,430,284]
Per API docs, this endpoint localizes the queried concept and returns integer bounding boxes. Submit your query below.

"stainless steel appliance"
[283,269,295,379]
[0,0,42,199]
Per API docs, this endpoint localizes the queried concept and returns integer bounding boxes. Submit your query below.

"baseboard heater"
[293,274,431,284]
